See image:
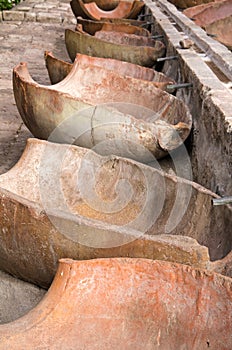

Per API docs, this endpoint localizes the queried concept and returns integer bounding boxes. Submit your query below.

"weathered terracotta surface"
[183,0,232,27]
[81,0,125,11]
[13,58,190,159]
[76,18,151,36]
[0,139,231,287]
[168,0,215,9]
[206,15,232,48]
[94,30,156,46]
[0,258,231,349]
[65,28,165,66]
[183,0,222,18]
[44,51,175,90]
[70,0,144,20]
[93,17,146,26]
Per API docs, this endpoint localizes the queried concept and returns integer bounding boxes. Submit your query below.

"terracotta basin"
[70,0,144,20]
[183,0,223,18]
[183,0,232,27]
[44,51,175,90]
[13,57,189,159]
[75,17,151,36]
[0,138,231,287]
[65,28,165,66]
[88,17,146,26]
[206,15,232,49]
[93,30,155,46]
[81,0,127,11]
[0,258,231,349]
[168,0,216,9]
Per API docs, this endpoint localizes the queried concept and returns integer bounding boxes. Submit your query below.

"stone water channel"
[0,0,231,347]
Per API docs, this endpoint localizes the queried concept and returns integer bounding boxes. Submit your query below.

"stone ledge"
[152,0,232,81]
[1,10,74,23]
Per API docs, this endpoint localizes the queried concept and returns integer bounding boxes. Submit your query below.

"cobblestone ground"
[0,0,77,323]
[0,0,75,174]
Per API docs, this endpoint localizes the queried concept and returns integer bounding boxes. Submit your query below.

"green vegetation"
[0,0,21,11]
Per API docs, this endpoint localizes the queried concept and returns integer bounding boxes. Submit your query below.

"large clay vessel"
[81,0,129,11]
[13,58,190,159]
[44,51,175,90]
[183,0,232,27]
[0,258,231,349]
[168,0,215,9]
[76,18,151,36]
[65,28,165,67]
[88,17,146,26]
[70,0,144,20]
[0,139,231,287]
[205,15,232,49]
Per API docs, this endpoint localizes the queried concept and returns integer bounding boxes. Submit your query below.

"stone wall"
[146,0,232,196]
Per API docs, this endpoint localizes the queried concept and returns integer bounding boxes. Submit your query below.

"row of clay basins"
[0,0,232,348]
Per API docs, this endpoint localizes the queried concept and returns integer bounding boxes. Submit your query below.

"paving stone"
[2,10,25,21]
[0,270,46,324]
[25,12,37,21]
[36,12,62,23]
[16,6,32,12]
[34,3,56,9]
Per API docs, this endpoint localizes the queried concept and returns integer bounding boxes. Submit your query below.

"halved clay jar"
[81,0,128,11]
[183,0,232,27]
[44,51,175,90]
[205,15,232,49]
[65,28,165,67]
[0,139,231,287]
[168,0,217,10]
[13,57,190,159]
[75,17,151,36]
[0,258,231,349]
[70,0,144,20]
[83,16,147,26]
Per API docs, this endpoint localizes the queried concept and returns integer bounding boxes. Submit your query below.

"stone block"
[36,12,62,23]
[16,6,32,12]
[25,12,37,22]
[2,10,24,21]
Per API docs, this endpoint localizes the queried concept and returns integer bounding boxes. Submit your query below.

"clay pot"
[81,0,126,11]
[44,51,175,90]
[70,0,144,21]
[205,15,232,49]
[76,17,151,36]
[183,0,232,27]
[168,0,216,9]
[65,28,165,67]
[0,258,231,349]
[0,139,231,287]
[13,57,190,159]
